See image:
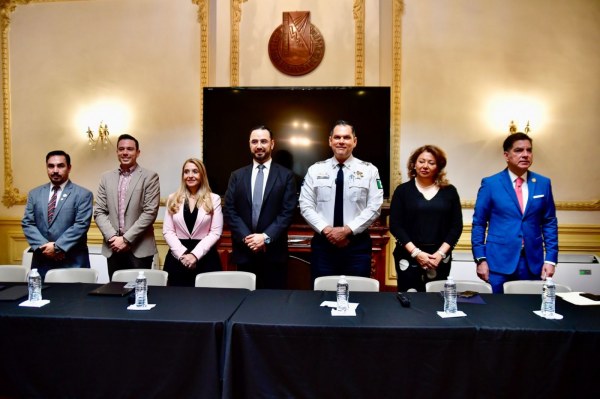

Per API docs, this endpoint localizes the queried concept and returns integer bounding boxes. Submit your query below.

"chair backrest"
[44,268,98,283]
[0,265,28,282]
[112,269,168,286]
[22,247,33,272]
[195,271,256,290]
[313,275,380,292]
[503,280,572,294]
[425,280,493,294]
[88,245,110,284]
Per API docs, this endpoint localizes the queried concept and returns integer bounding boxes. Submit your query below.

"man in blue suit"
[472,132,558,293]
[224,126,297,289]
[22,150,93,278]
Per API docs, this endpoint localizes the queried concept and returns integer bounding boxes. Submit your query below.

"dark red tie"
[48,186,59,223]
[515,177,524,213]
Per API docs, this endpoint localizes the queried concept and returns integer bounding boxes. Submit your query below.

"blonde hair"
[166,158,214,214]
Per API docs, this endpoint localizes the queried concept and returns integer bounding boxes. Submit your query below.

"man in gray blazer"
[94,134,160,278]
[22,150,94,278]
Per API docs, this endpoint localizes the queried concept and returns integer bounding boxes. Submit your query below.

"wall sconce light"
[86,122,111,150]
[509,120,531,135]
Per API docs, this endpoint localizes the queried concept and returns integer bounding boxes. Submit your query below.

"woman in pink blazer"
[163,158,223,286]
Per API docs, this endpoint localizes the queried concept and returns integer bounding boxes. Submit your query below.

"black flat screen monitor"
[202,86,391,198]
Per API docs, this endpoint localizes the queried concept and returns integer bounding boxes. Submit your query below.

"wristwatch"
[475,257,486,265]
[263,234,271,245]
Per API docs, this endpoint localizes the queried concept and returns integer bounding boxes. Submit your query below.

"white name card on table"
[320,301,359,316]
[533,310,564,320]
[127,304,156,311]
[436,310,467,318]
[19,299,50,308]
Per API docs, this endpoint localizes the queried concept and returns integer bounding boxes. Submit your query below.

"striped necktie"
[48,185,59,223]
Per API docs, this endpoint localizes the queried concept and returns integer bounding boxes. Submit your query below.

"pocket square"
[533,194,544,198]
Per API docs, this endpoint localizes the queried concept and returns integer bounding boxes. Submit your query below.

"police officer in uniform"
[299,120,384,281]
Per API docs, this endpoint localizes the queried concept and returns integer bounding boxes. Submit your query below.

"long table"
[2,286,599,398]
[223,290,600,399]
[0,283,249,399]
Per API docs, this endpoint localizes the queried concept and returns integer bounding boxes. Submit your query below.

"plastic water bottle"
[336,275,349,312]
[541,277,556,317]
[28,268,42,302]
[135,271,148,308]
[444,276,458,314]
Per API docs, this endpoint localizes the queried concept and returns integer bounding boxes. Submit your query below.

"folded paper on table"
[557,292,600,306]
[331,307,357,316]
[320,301,358,309]
[437,310,467,318]
[320,301,359,316]
[127,304,156,311]
[533,310,564,320]
[19,299,50,307]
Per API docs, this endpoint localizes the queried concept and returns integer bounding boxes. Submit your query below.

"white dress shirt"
[299,155,383,234]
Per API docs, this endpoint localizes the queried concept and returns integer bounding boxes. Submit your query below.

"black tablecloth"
[0,283,249,399]
[223,290,600,399]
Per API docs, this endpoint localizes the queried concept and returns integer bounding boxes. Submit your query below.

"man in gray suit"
[94,134,160,278]
[22,150,94,278]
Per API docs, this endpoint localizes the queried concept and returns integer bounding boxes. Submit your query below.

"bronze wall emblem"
[268,11,325,76]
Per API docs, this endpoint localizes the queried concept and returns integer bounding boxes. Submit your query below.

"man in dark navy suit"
[224,126,297,289]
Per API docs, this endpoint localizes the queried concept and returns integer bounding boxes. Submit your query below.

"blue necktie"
[252,165,265,230]
[334,164,344,227]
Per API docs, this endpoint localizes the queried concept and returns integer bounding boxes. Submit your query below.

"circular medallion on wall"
[268,11,325,76]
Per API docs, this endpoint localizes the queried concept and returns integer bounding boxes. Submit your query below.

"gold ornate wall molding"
[390,0,404,192]
[0,0,36,207]
[460,199,600,211]
[230,0,247,86]
[353,0,365,86]
[192,0,209,158]
[553,200,600,211]
[1,0,86,207]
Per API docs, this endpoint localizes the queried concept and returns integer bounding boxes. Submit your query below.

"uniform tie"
[334,164,344,227]
[252,164,265,230]
[47,185,59,223]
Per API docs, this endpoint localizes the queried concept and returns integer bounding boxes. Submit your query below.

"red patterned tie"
[48,186,59,223]
[515,177,524,213]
